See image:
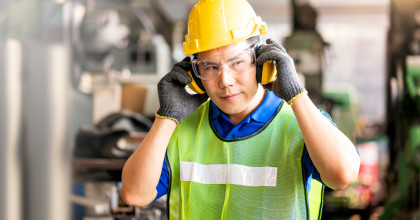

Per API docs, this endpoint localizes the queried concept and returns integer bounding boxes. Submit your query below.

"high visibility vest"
[166,101,323,220]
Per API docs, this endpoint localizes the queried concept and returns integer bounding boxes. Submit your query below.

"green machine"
[284,3,326,105]
[382,56,420,219]
[382,0,420,218]
[285,1,364,218]
[406,56,420,113]
[284,2,359,142]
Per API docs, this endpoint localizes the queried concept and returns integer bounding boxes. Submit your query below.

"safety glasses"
[191,45,257,80]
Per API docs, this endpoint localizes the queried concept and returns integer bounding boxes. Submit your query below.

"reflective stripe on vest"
[180,161,278,187]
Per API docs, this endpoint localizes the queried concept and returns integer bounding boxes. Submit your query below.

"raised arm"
[291,93,359,189]
[256,39,360,190]
[121,118,176,206]
[121,58,208,206]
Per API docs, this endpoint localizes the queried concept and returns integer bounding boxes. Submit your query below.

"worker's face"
[197,41,260,117]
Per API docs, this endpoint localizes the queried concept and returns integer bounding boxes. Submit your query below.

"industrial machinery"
[71,1,172,95]
[382,0,420,218]
[283,1,360,142]
[69,1,188,219]
[283,1,385,219]
[0,0,392,219]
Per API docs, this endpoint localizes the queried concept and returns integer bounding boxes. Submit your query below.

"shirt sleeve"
[304,149,324,185]
[154,158,169,201]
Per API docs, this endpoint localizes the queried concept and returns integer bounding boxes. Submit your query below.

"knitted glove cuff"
[156,105,182,125]
[155,113,179,125]
[281,85,306,103]
[287,91,308,106]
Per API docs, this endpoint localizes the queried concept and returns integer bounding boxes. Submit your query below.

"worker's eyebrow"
[200,60,218,66]
[226,51,246,62]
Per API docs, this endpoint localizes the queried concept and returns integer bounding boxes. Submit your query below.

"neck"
[228,85,266,126]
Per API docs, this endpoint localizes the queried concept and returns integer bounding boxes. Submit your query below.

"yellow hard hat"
[183,0,267,55]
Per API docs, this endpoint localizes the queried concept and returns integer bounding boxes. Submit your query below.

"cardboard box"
[93,84,122,124]
[121,83,148,114]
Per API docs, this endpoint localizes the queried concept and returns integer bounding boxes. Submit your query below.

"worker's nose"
[218,65,235,88]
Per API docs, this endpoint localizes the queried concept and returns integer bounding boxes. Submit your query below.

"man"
[121,0,360,219]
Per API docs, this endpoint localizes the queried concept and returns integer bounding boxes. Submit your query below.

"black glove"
[156,57,208,124]
[256,38,306,103]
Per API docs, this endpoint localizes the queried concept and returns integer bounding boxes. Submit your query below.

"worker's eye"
[199,62,218,72]
[231,60,244,67]
[204,65,218,71]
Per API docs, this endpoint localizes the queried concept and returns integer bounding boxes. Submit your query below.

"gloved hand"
[256,38,306,103]
[156,57,208,124]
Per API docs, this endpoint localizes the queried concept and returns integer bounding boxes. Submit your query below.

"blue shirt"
[155,90,334,201]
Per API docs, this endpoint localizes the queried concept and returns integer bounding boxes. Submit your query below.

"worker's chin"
[215,102,245,115]
[210,93,250,115]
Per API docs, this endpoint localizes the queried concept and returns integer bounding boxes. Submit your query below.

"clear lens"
[197,60,220,80]
[192,49,255,80]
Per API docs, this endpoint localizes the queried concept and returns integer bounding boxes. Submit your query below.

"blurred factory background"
[0,0,419,219]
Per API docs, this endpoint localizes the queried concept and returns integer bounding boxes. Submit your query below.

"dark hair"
[246,35,261,47]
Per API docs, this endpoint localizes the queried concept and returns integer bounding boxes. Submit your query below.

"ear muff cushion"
[191,71,206,92]
[256,65,263,83]
[186,71,206,94]
[254,43,264,84]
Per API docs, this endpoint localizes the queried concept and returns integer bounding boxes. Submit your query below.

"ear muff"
[186,70,206,94]
[254,43,277,85]
[256,61,277,85]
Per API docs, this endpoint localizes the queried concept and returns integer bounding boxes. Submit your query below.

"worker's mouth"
[220,93,240,102]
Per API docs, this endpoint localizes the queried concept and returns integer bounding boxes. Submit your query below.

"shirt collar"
[211,101,223,120]
[210,90,282,123]
[250,90,281,123]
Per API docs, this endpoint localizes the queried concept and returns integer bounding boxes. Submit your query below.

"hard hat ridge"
[183,0,267,55]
